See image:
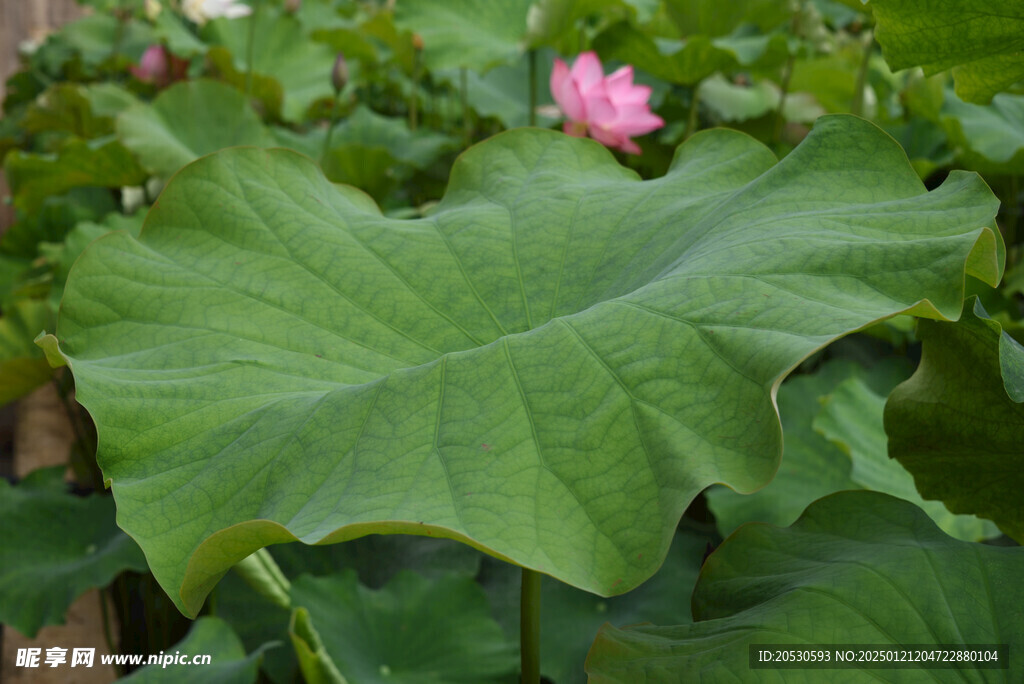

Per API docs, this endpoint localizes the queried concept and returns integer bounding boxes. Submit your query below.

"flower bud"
[331,53,349,94]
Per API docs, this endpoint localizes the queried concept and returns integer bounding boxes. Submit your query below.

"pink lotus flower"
[550,52,663,154]
[131,45,188,87]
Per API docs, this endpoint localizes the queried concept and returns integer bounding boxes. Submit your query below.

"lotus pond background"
[1,0,1022,682]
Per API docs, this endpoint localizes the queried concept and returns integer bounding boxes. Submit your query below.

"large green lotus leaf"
[939,89,1024,175]
[816,375,999,541]
[586,491,1024,682]
[394,0,534,72]
[202,8,338,121]
[885,297,1024,543]
[118,617,272,684]
[870,0,1024,105]
[289,570,516,683]
[4,137,146,214]
[480,528,709,684]
[0,299,55,406]
[46,116,1002,617]
[0,467,148,637]
[117,80,273,180]
[705,359,890,536]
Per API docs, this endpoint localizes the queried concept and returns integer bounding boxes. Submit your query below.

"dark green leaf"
[0,467,148,638]
[118,616,272,684]
[0,299,55,405]
[290,570,516,683]
[885,296,1024,543]
[587,491,1024,681]
[871,0,1024,104]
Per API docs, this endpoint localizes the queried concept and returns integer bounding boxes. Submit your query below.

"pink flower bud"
[131,45,169,84]
[549,52,664,154]
[331,53,348,94]
[130,45,189,88]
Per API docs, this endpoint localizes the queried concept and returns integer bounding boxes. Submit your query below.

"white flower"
[182,0,252,25]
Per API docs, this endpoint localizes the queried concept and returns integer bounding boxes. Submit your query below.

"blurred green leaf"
[118,79,272,179]
[119,617,273,683]
[203,7,339,121]
[272,106,455,203]
[22,84,115,139]
[940,89,1024,175]
[594,21,788,85]
[664,0,791,37]
[58,13,154,67]
[4,137,146,213]
[395,0,533,71]
[0,299,55,406]
[0,467,148,638]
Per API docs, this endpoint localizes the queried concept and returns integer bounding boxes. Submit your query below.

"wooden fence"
[1,0,84,100]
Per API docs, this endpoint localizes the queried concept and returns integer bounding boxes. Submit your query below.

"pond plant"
[1,0,1022,682]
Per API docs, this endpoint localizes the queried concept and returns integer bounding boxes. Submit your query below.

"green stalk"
[520,568,541,684]
[851,31,874,117]
[460,66,471,146]
[233,548,291,610]
[1007,175,1020,248]
[244,0,260,99]
[410,46,421,131]
[685,81,701,140]
[773,2,803,149]
[321,91,342,164]
[528,49,537,127]
[99,588,122,677]
[773,54,796,148]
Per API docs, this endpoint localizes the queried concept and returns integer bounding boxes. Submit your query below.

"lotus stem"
[851,30,874,117]
[528,49,537,127]
[686,81,701,140]
[461,66,471,146]
[244,0,260,99]
[99,588,121,676]
[520,567,541,684]
[322,91,342,164]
